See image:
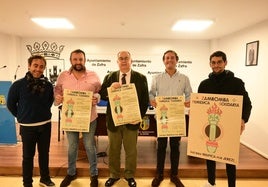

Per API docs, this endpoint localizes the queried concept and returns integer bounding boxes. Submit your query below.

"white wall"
[19,38,210,87]
[0,34,21,81]
[1,36,211,124]
[1,20,268,158]
[17,38,210,122]
[211,20,268,158]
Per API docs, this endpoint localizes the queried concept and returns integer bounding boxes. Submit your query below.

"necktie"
[121,73,126,84]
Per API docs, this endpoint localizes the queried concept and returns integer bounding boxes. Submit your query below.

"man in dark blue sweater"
[7,55,55,187]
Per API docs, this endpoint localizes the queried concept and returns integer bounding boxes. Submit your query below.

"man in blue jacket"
[7,55,54,187]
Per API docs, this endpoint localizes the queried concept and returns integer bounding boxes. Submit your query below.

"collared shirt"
[54,70,101,122]
[149,70,192,101]
[119,70,131,85]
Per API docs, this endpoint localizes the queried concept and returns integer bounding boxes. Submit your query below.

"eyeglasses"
[118,57,130,61]
[210,60,225,65]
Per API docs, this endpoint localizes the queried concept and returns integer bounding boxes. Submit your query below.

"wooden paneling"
[0,123,267,178]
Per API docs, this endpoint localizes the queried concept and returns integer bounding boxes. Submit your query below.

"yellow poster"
[61,89,93,132]
[155,96,186,137]
[187,93,243,165]
[107,83,141,126]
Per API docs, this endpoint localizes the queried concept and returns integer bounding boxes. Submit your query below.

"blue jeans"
[66,120,98,176]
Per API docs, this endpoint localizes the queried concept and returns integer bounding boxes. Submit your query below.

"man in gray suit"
[100,51,149,187]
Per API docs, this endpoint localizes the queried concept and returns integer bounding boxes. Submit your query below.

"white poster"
[187,93,243,165]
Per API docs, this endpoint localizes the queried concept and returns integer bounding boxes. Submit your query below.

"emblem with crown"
[26,41,65,85]
[26,41,64,59]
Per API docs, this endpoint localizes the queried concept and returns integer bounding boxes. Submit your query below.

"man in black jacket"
[198,51,252,187]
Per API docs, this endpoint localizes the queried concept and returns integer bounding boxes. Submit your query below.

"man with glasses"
[99,51,149,187]
[199,51,252,187]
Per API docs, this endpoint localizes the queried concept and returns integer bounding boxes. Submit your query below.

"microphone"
[14,65,20,80]
[0,65,7,69]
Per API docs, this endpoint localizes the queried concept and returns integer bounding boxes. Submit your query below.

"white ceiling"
[1,0,268,40]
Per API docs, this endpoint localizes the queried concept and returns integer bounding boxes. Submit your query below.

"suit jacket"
[99,70,149,131]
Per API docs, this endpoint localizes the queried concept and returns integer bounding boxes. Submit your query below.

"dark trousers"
[156,136,181,176]
[206,160,236,187]
[20,122,52,186]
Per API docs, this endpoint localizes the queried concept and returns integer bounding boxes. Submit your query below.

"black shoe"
[90,175,98,187]
[23,184,33,187]
[60,174,77,187]
[39,179,55,187]
[151,175,164,187]
[105,178,120,187]
[170,175,185,187]
[125,178,136,187]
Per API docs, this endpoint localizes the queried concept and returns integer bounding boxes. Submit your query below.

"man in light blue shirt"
[149,50,192,187]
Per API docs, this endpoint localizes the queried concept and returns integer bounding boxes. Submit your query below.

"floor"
[0,176,268,187]
[0,123,268,186]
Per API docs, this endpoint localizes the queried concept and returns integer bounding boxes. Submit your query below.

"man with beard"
[54,49,101,187]
[199,51,252,187]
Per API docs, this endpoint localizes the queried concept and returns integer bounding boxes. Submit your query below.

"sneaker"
[90,175,98,187]
[60,174,77,187]
[202,182,216,187]
[39,179,55,187]
[151,175,163,187]
[170,175,184,187]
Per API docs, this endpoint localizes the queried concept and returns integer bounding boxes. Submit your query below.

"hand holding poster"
[61,89,93,132]
[107,83,141,126]
[155,96,186,137]
[187,93,243,165]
